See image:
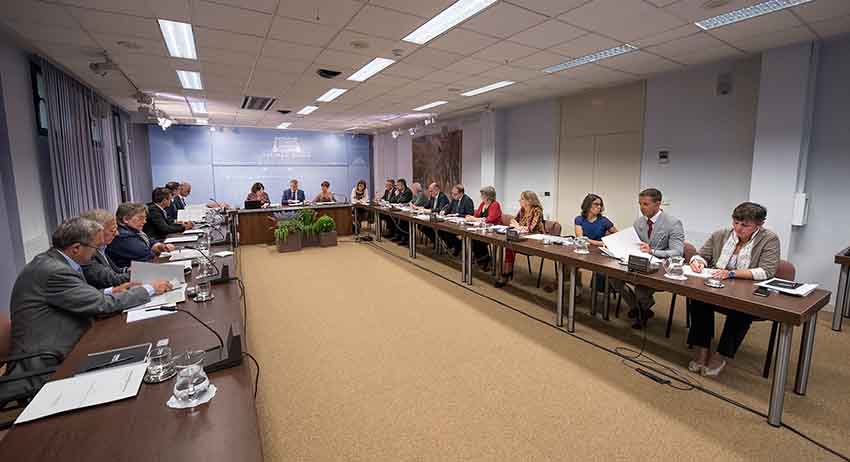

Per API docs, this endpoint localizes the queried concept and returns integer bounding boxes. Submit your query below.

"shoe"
[627,309,639,319]
[495,280,508,288]
[478,260,491,273]
[631,319,646,329]
[702,360,726,377]
[688,361,705,373]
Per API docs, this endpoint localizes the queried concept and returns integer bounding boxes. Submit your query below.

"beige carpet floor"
[239,235,850,461]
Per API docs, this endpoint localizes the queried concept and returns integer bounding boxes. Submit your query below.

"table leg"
[833,265,848,331]
[590,272,598,316]
[495,245,504,286]
[556,261,565,327]
[375,210,382,242]
[568,266,577,333]
[768,323,794,427]
[354,209,360,236]
[603,274,610,321]
[795,313,817,396]
[461,234,467,284]
[465,236,473,285]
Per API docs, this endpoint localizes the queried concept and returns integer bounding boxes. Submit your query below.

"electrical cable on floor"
[361,239,850,462]
[242,352,260,399]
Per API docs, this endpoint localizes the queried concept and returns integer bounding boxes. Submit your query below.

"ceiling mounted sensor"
[391,49,405,58]
[241,95,277,111]
[317,69,342,79]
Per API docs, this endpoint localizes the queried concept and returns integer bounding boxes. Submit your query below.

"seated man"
[174,182,191,210]
[3,218,170,397]
[282,178,306,203]
[609,188,684,329]
[389,179,414,244]
[438,184,475,256]
[410,182,429,207]
[80,208,130,289]
[144,187,192,241]
[164,181,181,220]
[418,183,450,243]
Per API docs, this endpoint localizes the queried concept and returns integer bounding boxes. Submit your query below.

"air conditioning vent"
[241,96,276,111]
[277,109,291,115]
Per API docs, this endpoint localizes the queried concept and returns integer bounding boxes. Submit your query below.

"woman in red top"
[464,186,502,271]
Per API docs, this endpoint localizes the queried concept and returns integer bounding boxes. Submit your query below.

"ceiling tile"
[346,5,425,41]
[707,10,801,42]
[600,50,684,75]
[315,49,374,69]
[792,0,850,23]
[504,0,590,17]
[485,64,543,81]
[382,61,439,79]
[199,46,257,67]
[632,24,703,48]
[204,74,244,93]
[368,0,457,18]
[195,27,265,54]
[508,19,585,49]
[442,57,501,75]
[147,0,190,21]
[552,63,636,85]
[461,2,547,38]
[57,0,155,17]
[246,70,300,96]
[672,44,746,66]
[204,0,278,14]
[1,0,77,28]
[30,41,102,61]
[428,28,501,55]
[647,31,730,58]
[192,0,272,36]
[261,39,322,61]
[419,68,470,84]
[327,30,419,58]
[362,74,415,90]
[470,40,538,63]
[727,25,817,53]
[559,0,685,42]
[276,0,364,26]
[510,50,569,70]
[269,16,340,46]
[384,81,444,97]
[808,14,850,38]
[549,33,620,58]
[91,33,169,58]
[254,56,312,74]
[663,0,763,22]
[69,7,162,39]
[402,47,465,68]
[6,21,97,47]
[202,61,253,82]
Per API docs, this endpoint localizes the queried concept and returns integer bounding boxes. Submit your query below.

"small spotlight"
[408,127,416,136]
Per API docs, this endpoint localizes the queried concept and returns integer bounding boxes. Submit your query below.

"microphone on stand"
[184,245,235,285]
[146,306,242,373]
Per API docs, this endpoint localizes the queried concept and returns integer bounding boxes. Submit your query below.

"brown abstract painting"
[412,130,462,192]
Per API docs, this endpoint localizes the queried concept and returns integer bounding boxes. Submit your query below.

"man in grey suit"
[610,188,685,329]
[81,208,131,289]
[3,218,171,396]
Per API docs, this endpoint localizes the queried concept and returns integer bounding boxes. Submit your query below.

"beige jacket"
[692,228,780,280]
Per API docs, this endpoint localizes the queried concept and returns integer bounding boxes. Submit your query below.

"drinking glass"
[574,236,590,254]
[145,346,175,383]
[664,256,687,280]
[173,350,209,406]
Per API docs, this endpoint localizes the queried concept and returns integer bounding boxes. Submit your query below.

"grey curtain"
[41,58,120,223]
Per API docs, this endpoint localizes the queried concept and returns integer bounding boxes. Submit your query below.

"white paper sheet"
[757,278,818,297]
[525,234,573,245]
[127,306,178,323]
[682,265,717,279]
[213,250,234,258]
[177,208,207,222]
[601,227,661,263]
[130,261,186,285]
[136,285,186,310]
[414,214,432,221]
[164,235,200,244]
[168,248,207,261]
[15,363,148,424]
[183,229,206,235]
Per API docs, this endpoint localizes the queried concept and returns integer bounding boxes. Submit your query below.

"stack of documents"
[602,227,663,264]
[177,207,208,222]
[414,214,432,221]
[183,228,206,235]
[164,235,199,244]
[525,234,573,245]
[166,248,207,261]
[757,278,818,297]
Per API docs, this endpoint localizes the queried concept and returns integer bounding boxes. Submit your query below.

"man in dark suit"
[81,208,131,289]
[281,179,306,203]
[439,184,476,256]
[164,181,181,220]
[417,182,450,244]
[173,182,191,210]
[3,218,171,396]
[389,179,415,244]
[144,187,193,240]
[378,179,396,202]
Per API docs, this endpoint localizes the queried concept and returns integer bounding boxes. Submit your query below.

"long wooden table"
[359,203,831,427]
[231,203,353,246]
[832,245,850,331]
[0,244,263,461]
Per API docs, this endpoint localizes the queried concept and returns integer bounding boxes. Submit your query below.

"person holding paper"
[4,218,171,396]
[465,186,503,271]
[416,183,450,244]
[686,202,779,377]
[438,184,476,256]
[144,187,193,240]
[496,191,544,288]
[107,202,176,269]
[281,178,306,203]
[609,188,684,329]
[246,182,271,206]
[313,181,336,203]
[574,194,619,295]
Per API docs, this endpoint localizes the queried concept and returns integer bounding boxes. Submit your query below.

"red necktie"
[647,219,653,239]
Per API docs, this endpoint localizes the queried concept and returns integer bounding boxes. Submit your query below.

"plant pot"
[302,231,320,247]
[276,233,302,252]
[319,230,338,247]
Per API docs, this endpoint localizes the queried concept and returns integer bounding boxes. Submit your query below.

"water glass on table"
[173,350,210,406]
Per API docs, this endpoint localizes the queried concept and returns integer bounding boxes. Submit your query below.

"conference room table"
[230,202,353,246]
[0,243,263,461]
[357,203,831,427]
[832,245,850,331]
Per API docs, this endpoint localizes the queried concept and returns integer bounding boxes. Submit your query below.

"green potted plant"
[272,212,303,253]
[315,215,337,247]
[298,209,320,247]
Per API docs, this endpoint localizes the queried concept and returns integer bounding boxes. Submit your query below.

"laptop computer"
[244,200,262,209]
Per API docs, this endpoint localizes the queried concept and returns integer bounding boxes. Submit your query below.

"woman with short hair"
[106,202,175,269]
[314,181,335,203]
[465,186,502,271]
[496,191,544,288]
[246,182,271,206]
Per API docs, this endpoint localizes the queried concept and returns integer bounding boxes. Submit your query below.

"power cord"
[242,352,260,399]
[364,240,850,462]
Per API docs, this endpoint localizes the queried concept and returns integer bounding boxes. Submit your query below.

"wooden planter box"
[302,231,320,247]
[276,233,302,253]
[319,231,338,247]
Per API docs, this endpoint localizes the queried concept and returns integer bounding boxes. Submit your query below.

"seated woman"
[246,182,271,206]
[314,181,335,203]
[351,179,369,204]
[464,186,502,271]
[574,193,618,294]
[106,202,175,269]
[496,191,544,288]
[687,202,779,377]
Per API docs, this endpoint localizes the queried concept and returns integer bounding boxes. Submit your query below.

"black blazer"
[107,225,158,270]
[82,250,130,289]
[444,194,475,216]
[426,192,450,212]
[173,195,186,210]
[165,201,178,220]
[143,203,185,241]
[281,189,306,202]
[390,188,413,204]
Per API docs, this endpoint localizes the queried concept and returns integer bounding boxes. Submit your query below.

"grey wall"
[789,35,850,297]
[128,123,153,203]
[641,56,761,244]
[0,73,25,315]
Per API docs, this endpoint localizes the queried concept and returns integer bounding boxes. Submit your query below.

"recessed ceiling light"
[196,118,208,125]
[277,122,291,129]
[695,0,812,30]
[158,19,197,60]
[188,100,207,114]
[403,0,498,45]
[297,105,318,115]
[176,70,203,90]
[316,88,348,102]
[413,101,448,111]
[347,57,395,82]
[460,81,514,97]
[543,44,638,74]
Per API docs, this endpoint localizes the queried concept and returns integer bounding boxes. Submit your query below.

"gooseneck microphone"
[146,306,224,353]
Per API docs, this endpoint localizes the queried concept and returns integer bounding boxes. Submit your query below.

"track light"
[409,127,416,136]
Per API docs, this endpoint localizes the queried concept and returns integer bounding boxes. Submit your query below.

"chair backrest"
[544,220,562,237]
[683,242,697,261]
[776,260,796,280]
[501,214,514,227]
[0,313,10,361]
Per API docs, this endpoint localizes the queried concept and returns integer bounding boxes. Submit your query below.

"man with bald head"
[415,182,450,244]
[410,182,429,207]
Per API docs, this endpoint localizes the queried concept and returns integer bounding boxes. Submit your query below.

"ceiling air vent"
[277,110,291,115]
[241,95,276,111]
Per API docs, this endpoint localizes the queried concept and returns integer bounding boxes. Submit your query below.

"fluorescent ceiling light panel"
[276,122,291,129]
[158,19,197,60]
[413,101,448,111]
[347,58,395,82]
[297,105,318,115]
[403,0,498,45]
[176,70,203,90]
[460,81,514,97]
[695,0,812,30]
[196,118,208,125]
[316,88,348,102]
[543,44,638,74]
[188,100,207,114]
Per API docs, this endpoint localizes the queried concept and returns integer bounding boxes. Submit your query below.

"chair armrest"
[2,351,62,364]
[0,367,58,385]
